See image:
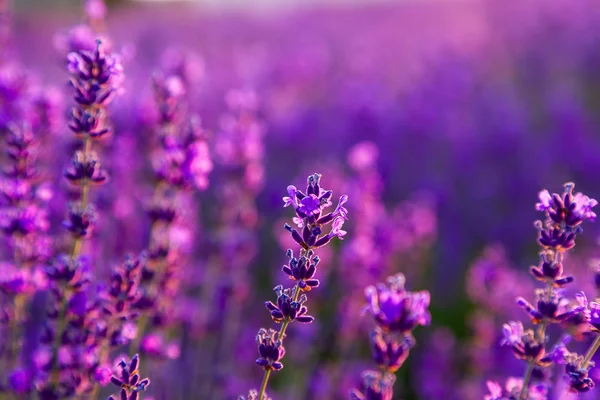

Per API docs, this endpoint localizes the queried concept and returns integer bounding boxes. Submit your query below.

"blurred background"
[7,0,600,398]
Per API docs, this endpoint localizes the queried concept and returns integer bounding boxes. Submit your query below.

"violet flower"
[107,354,151,400]
[132,57,212,364]
[350,272,430,399]
[247,173,348,400]
[497,183,598,400]
[348,370,396,400]
[364,273,431,335]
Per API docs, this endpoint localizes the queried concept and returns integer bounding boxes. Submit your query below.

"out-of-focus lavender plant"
[493,183,598,399]
[33,11,124,394]
[0,97,54,396]
[349,273,431,399]
[313,141,436,398]
[244,173,348,399]
[131,52,212,367]
[201,88,264,398]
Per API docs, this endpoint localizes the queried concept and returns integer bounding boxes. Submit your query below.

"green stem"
[257,285,301,400]
[582,334,600,369]
[519,361,534,400]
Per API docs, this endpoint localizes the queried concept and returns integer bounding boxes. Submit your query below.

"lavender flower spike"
[364,273,431,334]
[349,370,396,400]
[107,354,151,400]
[251,174,348,400]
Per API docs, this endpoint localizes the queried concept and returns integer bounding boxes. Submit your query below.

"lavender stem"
[582,334,600,369]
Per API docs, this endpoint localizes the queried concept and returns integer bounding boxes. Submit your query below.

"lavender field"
[3,0,600,399]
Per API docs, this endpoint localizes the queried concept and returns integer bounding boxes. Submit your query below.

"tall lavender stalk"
[202,89,264,398]
[37,40,122,397]
[349,273,431,399]
[131,63,212,358]
[495,183,598,399]
[244,173,348,399]
[0,106,53,395]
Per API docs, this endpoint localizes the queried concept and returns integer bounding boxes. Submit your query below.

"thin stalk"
[519,362,534,400]
[582,334,600,369]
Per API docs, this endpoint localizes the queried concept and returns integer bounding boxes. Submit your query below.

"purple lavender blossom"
[516,290,585,324]
[369,327,414,373]
[500,321,549,366]
[348,370,395,400]
[364,273,431,334]
[265,285,314,324]
[282,173,348,249]
[107,354,151,400]
[255,328,286,371]
[530,251,574,288]
[351,273,430,399]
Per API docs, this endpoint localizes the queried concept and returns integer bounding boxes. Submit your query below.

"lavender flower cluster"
[7,0,600,399]
[488,184,599,399]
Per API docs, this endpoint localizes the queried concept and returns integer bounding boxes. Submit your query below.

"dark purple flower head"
[536,183,597,228]
[63,203,97,238]
[65,150,108,186]
[500,321,548,365]
[282,249,320,292]
[265,285,314,324]
[349,370,396,400]
[530,251,573,288]
[45,255,92,291]
[283,174,348,249]
[68,107,110,139]
[516,290,586,325]
[108,354,150,400]
[364,273,431,334]
[99,255,143,321]
[369,328,414,373]
[564,353,595,393]
[484,378,547,400]
[534,183,596,253]
[535,223,577,252]
[255,328,285,371]
[67,41,123,107]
